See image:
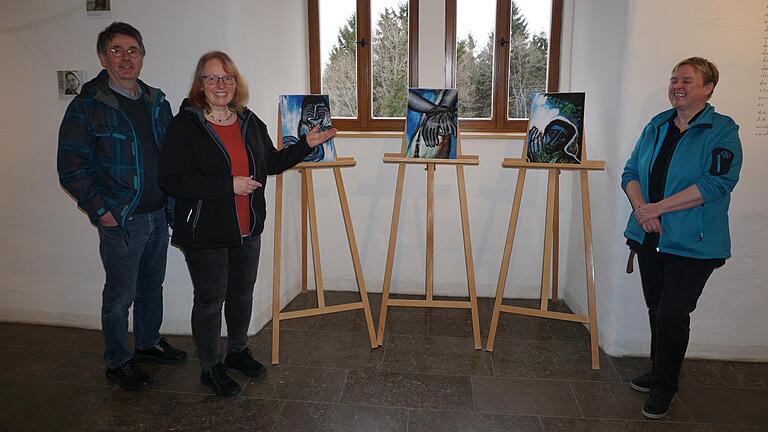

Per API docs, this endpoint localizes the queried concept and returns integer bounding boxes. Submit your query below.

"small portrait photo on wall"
[86,0,111,17]
[57,70,85,100]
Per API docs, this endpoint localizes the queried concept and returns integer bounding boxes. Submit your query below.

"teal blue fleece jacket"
[621,104,742,259]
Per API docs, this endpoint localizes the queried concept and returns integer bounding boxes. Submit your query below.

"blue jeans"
[98,209,168,368]
[181,236,261,373]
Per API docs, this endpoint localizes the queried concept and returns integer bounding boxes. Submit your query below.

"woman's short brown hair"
[673,57,719,98]
[187,51,249,112]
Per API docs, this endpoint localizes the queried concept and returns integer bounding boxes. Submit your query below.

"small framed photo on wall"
[57,70,85,100]
[86,0,111,17]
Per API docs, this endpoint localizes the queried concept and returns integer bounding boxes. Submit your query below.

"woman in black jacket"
[159,51,335,398]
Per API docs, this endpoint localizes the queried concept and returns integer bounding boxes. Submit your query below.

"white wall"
[561,0,768,360]
[0,0,311,335]
[0,0,766,360]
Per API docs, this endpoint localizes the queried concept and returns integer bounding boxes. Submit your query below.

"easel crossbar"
[499,305,589,323]
[290,157,357,170]
[502,158,605,171]
[388,299,474,309]
[280,302,365,320]
[383,153,480,166]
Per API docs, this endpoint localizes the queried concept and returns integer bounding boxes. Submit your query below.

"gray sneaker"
[642,393,673,419]
[630,372,651,393]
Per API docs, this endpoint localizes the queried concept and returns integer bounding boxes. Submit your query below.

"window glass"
[507,0,551,119]
[456,0,496,119]
[320,0,358,117]
[371,0,409,118]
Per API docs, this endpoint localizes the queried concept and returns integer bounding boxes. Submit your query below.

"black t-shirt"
[113,91,166,214]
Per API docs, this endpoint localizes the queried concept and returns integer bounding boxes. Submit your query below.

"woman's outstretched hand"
[306,126,338,148]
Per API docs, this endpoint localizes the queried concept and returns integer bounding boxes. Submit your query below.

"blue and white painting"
[405,88,458,159]
[280,94,336,162]
[526,92,585,164]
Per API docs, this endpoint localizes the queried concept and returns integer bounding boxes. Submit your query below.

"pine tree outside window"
[448,0,562,132]
[309,0,418,131]
[308,0,561,132]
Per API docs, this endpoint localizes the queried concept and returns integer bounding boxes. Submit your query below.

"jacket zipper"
[655,120,709,251]
[191,200,202,238]
[116,109,141,234]
[202,120,243,243]
[243,112,258,235]
[109,92,164,230]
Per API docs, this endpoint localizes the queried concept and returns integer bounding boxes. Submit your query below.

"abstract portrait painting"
[406,88,458,159]
[280,94,336,163]
[526,92,585,164]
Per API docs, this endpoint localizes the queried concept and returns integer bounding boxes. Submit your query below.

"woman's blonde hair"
[673,57,719,99]
[187,51,249,112]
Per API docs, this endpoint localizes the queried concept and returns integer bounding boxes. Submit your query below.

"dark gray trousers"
[181,235,261,373]
[636,250,719,397]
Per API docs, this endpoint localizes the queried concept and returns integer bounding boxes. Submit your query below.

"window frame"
[445,0,563,132]
[308,0,419,131]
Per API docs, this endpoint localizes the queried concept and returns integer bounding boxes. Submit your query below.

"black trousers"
[636,250,720,397]
[181,236,261,373]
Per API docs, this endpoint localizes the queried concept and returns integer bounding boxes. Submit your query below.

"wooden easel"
[485,132,605,369]
[271,111,378,364]
[377,128,482,349]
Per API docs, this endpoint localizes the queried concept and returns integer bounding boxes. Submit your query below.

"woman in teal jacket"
[621,57,742,419]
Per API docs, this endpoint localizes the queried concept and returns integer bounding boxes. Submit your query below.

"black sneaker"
[225,347,266,377]
[630,372,651,393]
[134,337,188,364]
[642,393,673,419]
[201,363,241,398]
[105,359,153,391]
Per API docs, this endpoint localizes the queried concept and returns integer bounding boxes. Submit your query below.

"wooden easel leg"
[377,163,407,345]
[304,170,325,308]
[271,174,284,364]
[487,169,527,352]
[333,167,378,348]
[456,164,481,349]
[580,170,600,369]
[301,169,308,294]
[425,163,435,302]
[552,169,560,302]
[539,170,557,311]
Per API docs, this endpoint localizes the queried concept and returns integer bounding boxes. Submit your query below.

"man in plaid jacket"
[57,22,186,391]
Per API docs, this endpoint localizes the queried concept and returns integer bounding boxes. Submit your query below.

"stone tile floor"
[1,291,766,431]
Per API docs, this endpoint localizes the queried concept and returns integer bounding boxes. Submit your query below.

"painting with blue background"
[280,94,336,162]
[406,88,458,159]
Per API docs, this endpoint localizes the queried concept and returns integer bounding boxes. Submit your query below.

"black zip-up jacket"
[159,99,311,249]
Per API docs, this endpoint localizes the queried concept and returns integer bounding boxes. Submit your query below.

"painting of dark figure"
[406,88,459,159]
[280,94,336,163]
[526,92,585,164]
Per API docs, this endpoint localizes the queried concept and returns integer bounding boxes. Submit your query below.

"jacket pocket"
[93,125,132,159]
[659,206,702,252]
[191,200,203,237]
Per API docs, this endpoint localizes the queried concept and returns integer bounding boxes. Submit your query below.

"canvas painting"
[280,95,336,163]
[406,88,458,159]
[526,92,585,164]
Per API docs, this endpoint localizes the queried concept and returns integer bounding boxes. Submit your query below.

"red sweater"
[211,121,250,236]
